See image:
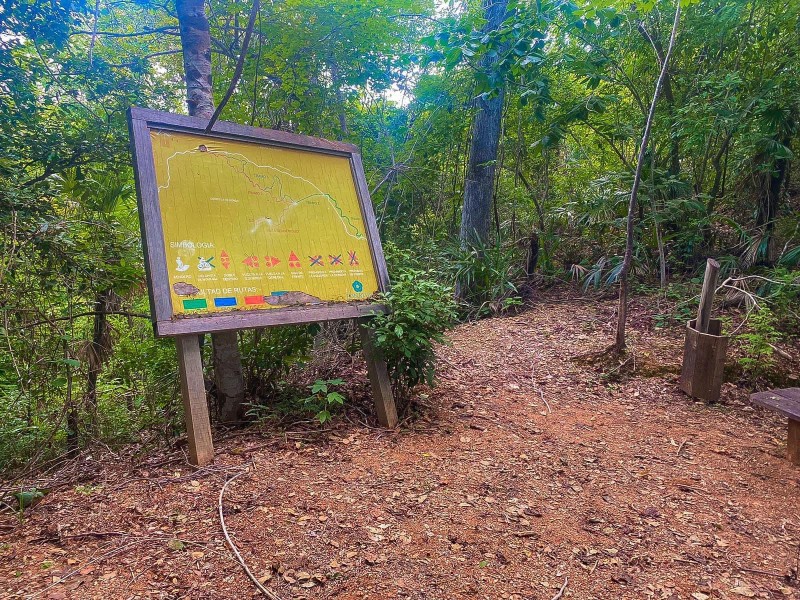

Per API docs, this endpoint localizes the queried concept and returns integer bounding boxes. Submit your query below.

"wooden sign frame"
[127,107,397,466]
[127,107,390,337]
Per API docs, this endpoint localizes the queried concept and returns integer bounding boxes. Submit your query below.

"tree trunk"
[756,137,789,266]
[615,1,681,354]
[328,57,349,141]
[176,0,246,422]
[65,340,78,458]
[176,0,214,118]
[459,0,508,247]
[84,288,114,432]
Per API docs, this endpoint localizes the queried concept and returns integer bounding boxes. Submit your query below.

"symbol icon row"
[175,251,361,272]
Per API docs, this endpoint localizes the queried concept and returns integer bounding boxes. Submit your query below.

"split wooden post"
[696,258,720,333]
[358,319,398,428]
[176,335,214,466]
[679,257,728,403]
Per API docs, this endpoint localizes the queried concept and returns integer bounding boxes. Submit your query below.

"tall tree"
[175,0,246,422]
[459,0,508,246]
[615,1,681,354]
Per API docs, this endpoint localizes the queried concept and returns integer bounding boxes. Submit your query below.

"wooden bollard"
[679,259,728,402]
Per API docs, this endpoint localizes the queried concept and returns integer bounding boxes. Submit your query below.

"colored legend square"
[213,297,237,307]
[182,298,207,310]
[244,295,266,305]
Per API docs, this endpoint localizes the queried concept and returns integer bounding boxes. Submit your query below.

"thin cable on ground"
[550,576,568,600]
[219,468,282,600]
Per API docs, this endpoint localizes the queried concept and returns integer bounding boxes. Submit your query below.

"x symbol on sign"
[309,255,323,267]
[348,251,358,266]
[329,254,343,266]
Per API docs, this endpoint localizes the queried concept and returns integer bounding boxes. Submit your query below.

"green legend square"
[182,298,208,310]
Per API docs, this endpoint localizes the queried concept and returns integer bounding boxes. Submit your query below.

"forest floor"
[1,290,799,600]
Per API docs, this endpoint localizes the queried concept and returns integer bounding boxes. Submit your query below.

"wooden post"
[358,320,398,428]
[176,335,214,466]
[696,258,720,334]
[788,418,800,466]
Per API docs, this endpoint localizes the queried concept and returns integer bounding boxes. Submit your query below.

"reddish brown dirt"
[1,297,799,599]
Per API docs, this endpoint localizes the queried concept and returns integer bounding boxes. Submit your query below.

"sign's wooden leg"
[176,335,214,466]
[788,418,800,466]
[358,320,398,428]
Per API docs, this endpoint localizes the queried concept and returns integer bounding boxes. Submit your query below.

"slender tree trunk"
[615,2,681,354]
[756,137,790,266]
[329,58,349,141]
[65,340,78,457]
[459,0,508,247]
[176,0,246,422]
[84,288,114,431]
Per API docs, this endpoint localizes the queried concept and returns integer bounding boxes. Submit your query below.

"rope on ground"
[530,365,552,415]
[218,467,282,600]
[550,576,568,600]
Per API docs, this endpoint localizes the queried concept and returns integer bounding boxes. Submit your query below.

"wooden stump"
[679,318,728,403]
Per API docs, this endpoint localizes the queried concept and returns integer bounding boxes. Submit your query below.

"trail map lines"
[157,146,364,240]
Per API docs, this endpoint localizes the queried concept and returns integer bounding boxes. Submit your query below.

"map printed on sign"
[150,130,380,316]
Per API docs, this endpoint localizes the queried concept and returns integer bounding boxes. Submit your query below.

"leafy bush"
[367,267,458,400]
[449,239,524,318]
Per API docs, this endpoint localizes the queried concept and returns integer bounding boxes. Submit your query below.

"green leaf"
[445,47,463,70]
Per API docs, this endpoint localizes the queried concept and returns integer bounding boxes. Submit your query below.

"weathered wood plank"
[679,318,727,402]
[157,302,387,337]
[129,107,359,155]
[788,418,800,466]
[128,113,173,330]
[358,320,398,429]
[175,335,214,466]
[350,152,391,293]
[696,258,720,334]
[751,388,800,420]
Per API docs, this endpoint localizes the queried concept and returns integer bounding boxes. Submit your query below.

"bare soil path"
[2,296,798,599]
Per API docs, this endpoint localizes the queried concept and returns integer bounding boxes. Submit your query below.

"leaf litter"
[1,292,798,599]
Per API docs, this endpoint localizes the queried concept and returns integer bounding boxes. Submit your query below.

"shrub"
[239,325,315,397]
[367,267,457,401]
[449,239,524,318]
[735,306,780,383]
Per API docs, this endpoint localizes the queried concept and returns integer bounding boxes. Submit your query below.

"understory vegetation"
[1,0,798,473]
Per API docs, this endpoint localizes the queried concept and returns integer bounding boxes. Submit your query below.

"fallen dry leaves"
[1,292,798,599]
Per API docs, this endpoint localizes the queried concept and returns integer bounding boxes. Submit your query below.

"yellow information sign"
[149,130,380,316]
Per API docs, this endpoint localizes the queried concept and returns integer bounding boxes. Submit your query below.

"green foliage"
[240,326,315,396]
[302,379,346,424]
[0,0,798,474]
[368,268,458,400]
[735,307,780,382]
[451,239,524,318]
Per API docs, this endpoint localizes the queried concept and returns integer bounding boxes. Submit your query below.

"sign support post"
[359,320,398,428]
[176,335,214,465]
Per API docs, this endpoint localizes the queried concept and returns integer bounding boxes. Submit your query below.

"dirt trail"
[1,298,798,599]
